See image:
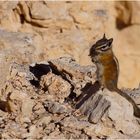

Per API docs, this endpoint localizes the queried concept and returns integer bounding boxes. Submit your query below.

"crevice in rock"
[116,19,131,30]
[29,64,51,87]
[29,64,51,80]
[19,14,25,24]
[29,79,40,88]
[29,62,76,102]
[119,130,124,134]
[48,61,76,102]
[81,129,92,140]
[16,2,49,28]
[115,1,132,30]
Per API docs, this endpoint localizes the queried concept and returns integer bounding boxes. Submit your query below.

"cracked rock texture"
[0,1,140,139]
[0,58,140,139]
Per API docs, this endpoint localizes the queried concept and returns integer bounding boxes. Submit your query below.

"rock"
[30,118,52,139]
[0,1,20,31]
[0,58,140,139]
[115,1,140,30]
[122,86,140,105]
[0,29,35,89]
[43,101,69,114]
[35,115,52,128]
[102,89,140,135]
[27,125,41,139]
[74,82,110,124]
[0,1,139,88]
[0,62,37,116]
[115,25,140,88]
[88,96,110,124]
[21,98,34,118]
[0,100,11,112]
[60,115,90,129]
[0,1,140,139]
[40,72,71,103]
[115,1,132,29]
[29,2,53,20]
[15,1,74,29]
[49,57,96,96]
[59,115,91,139]
[131,2,140,24]
[32,102,46,116]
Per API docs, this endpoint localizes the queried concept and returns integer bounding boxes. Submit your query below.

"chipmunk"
[89,34,140,118]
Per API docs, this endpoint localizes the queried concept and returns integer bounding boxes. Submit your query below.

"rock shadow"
[75,81,101,109]
[29,64,51,87]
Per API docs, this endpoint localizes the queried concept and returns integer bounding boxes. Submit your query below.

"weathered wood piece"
[88,97,110,123]
[75,83,111,124]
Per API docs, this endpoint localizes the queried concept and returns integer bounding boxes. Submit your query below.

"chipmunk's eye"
[101,45,107,49]
[101,45,109,51]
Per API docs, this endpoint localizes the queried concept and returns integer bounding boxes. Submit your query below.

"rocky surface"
[0,1,140,88]
[0,57,140,139]
[0,1,140,139]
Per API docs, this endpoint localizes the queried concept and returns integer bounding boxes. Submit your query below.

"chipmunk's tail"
[114,88,140,118]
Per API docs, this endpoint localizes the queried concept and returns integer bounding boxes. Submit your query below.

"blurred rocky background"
[0,1,140,89]
[0,1,140,139]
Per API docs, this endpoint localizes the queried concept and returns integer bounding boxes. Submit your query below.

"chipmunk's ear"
[108,38,113,46]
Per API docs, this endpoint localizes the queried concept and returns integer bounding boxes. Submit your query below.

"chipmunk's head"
[89,34,113,57]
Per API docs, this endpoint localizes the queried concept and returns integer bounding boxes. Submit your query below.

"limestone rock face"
[102,89,139,135]
[115,25,140,88]
[115,1,140,29]
[40,73,71,103]
[0,29,35,89]
[0,1,139,88]
[0,59,140,139]
[0,1,140,138]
